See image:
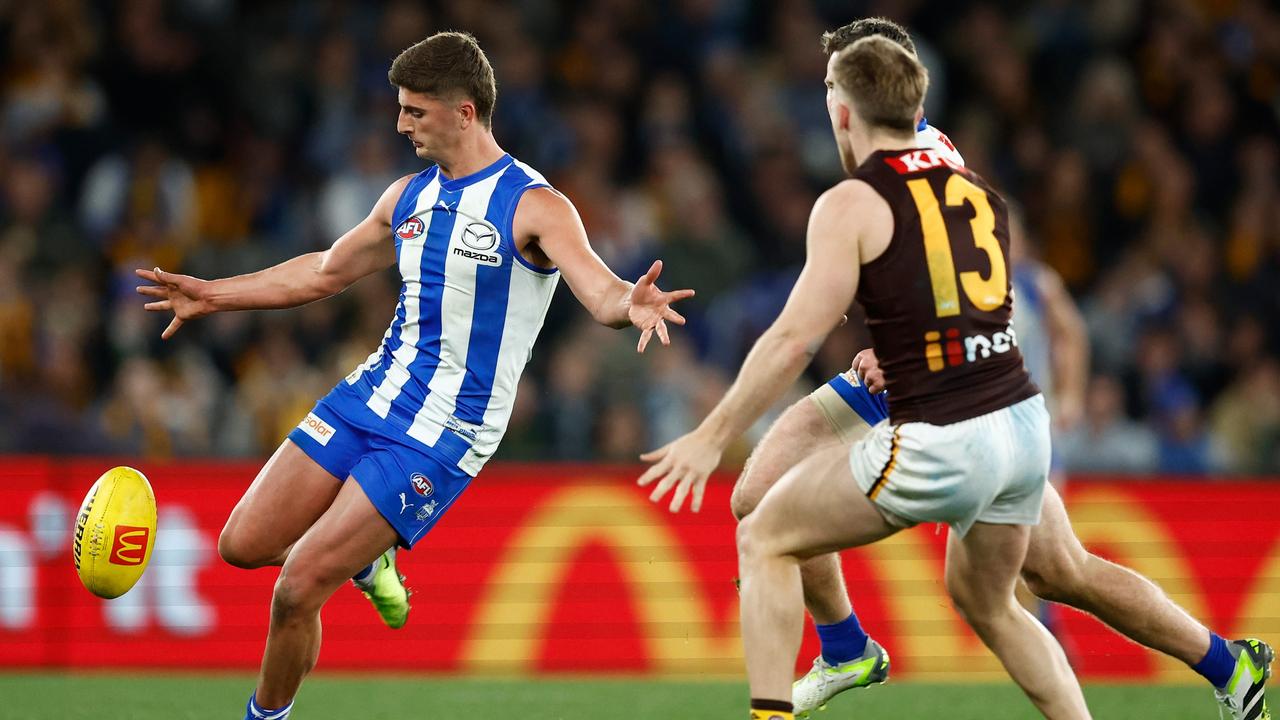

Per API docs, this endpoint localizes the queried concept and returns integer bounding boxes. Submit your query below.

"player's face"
[397,88,459,162]
[825,53,859,174]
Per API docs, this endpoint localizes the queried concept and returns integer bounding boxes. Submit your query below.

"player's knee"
[218,527,270,569]
[271,569,326,624]
[735,513,767,563]
[1021,544,1088,604]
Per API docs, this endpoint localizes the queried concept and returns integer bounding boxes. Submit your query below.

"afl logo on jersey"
[409,472,434,498]
[395,216,425,240]
[461,222,499,251]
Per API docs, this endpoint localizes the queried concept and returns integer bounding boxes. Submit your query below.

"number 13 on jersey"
[906,174,1007,318]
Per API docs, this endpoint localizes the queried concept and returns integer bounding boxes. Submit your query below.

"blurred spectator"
[1058,375,1157,473]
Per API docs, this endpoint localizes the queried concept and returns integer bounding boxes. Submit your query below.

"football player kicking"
[138,32,692,720]
[641,17,1273,720]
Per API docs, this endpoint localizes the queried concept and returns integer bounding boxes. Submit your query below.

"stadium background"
[2,0,1279,718]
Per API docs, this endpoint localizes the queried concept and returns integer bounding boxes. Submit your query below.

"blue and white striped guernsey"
[341,153,560,476]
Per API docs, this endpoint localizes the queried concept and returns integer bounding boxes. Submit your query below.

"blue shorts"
[287,384,473,549]
[827,373,890,426]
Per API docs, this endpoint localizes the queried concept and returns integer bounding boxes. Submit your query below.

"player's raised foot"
[353,548,410,629]
[1215,638,1274,720]
[792,637,890,717]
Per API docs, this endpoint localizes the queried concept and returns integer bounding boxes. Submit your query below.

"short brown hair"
[821,17,915,56]
[388,31,497,128]
[832,35,928,133]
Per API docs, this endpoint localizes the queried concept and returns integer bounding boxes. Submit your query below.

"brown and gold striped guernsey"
[853,147,1038,426]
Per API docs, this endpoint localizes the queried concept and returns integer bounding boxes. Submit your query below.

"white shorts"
[850,394,1050,537]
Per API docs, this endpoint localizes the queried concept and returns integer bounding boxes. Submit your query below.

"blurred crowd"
[1,0,1278,475]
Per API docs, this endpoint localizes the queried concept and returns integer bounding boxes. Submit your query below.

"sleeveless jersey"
[342,153,560,475]
[853,147,1038,425]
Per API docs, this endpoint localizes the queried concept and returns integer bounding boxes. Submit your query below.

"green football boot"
[354,548,410,629]
[1215,638,1274,720]
[792,637,890,717]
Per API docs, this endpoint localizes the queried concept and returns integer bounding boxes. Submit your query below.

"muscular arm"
[517,187,691,344]
[516,187,632,327]
[638,180,888,512]
[696,180,879,447]
[138,176,409,339]
[203,176,408,310]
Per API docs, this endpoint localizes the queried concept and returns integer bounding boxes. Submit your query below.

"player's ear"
[913,106,924,129]
[457,99,477,129]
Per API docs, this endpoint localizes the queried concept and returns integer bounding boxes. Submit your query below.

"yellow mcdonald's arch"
[1227,532,1280,651]
[1067,485,1212,682]
[461,483,742,674]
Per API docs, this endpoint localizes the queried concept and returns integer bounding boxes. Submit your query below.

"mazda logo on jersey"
[410,473,434,498]
[461,222,498,251]
[396,216,425,240]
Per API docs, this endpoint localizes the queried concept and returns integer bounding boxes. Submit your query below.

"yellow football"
[73,466,157,599]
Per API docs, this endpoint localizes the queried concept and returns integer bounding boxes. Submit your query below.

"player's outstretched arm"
[136,175,411,339]
[638,180,887,513]
[518,187,693,351]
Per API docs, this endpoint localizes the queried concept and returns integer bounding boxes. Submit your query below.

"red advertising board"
[0,458,1277,681]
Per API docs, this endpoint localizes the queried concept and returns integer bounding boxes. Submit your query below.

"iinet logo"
[884,148,962,174]
[926,325,1019,372]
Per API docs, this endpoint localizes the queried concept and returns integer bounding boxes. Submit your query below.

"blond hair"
[832,35,928,133]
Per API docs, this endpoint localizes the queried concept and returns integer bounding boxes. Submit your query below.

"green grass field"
[0,674,1227,719]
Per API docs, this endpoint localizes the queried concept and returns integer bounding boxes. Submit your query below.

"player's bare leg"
[738,444,899,707]
[254,476,398,711]
[219,440,342,568]
[731,398,856,625]
[1021,484,1209,664]
[945,522,1090,719]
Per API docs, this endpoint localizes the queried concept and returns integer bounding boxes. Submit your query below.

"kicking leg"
[946,522,1090,720]
[219,440,342,569]
[1021,485,1274,718]
[738,443,898,711]
[253,476,398,712]
[1020,484,1210,665]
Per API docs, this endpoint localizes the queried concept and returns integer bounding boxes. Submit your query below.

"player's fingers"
[655,318,670,346]
[636,458,669,487]
[665,288,695,303]
[161,316,183,340]
[637,326,653,353]
[691,476,706,513]
[639,444,669,463]
[144,300,172,311]
[648,472,679,504]
[662,306,686,325]
[136,285,167,298]
[134,268,158,282]
[668,472,695,513]
[642,259,663,283]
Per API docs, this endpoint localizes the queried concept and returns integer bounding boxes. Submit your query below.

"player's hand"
[637,429,721,513]
[135,267,216,340]
[851,348,885,393]
[628,260,694,353]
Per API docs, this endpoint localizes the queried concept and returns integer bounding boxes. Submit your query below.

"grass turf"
[0,673,1225,719]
